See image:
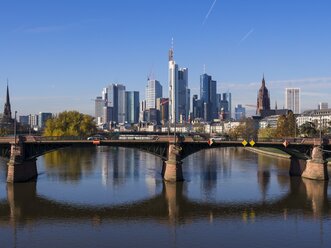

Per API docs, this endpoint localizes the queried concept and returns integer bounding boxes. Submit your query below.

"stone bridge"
[0,135,330,183]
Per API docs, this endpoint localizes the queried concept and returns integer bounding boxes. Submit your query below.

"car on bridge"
[87,134,107,141]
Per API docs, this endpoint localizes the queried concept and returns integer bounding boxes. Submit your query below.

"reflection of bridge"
[0,178,330,227]
[0,135,330,182]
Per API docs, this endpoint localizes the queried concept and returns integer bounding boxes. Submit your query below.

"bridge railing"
[24,136,86,142]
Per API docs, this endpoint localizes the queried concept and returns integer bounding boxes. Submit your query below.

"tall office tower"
[256,75,271,115]
[38,112,52,129]
[105,83,126,123]
[139,100,146,122]
[225,91,232,119]
[186,88,191,121]
[168,44,179,124]
[318,102,328,110]
[168,42,190,123]
[146,79,162,109]
[95,96,106,125]
[178,68,189,122]
[285,88,300,114]
[200,73,217,121]
[192,94,203,119]
[235,104,246,121]
[125,91,140,124]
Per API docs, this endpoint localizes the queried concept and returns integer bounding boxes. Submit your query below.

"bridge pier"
[163,143,184,182]
[302,145,329,180]
[290,145,329,181]
[7,143,38,183]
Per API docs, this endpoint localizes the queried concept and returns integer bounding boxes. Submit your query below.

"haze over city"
[0,0,330,116]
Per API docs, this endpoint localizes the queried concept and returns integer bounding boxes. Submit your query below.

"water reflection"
[0,177,330,227]
[1,147,331,248]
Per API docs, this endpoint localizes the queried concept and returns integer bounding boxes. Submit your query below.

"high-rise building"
[38,112,52,129]
[200,73,217,121]
[168,44,190,123]
[146,79,162,109]
[285,88,300,114]
[178,68,189,122]
[157,98,169,125]
[95,96,105,125]
[235,104,246,121]
[125,91,139,124]
[256,76,271,115]
[103,83,126,123]
[318,102,328,110]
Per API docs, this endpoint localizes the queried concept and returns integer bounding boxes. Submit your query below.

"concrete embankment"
[245,147,291,159]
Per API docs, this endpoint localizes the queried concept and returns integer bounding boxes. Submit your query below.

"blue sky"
[0,0,330,116]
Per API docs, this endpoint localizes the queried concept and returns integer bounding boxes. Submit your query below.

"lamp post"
[14,111,17,145]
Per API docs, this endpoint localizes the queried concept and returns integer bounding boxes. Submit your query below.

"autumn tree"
[228,118,258,141]
[275,112,297,138]
[43,111,96,137]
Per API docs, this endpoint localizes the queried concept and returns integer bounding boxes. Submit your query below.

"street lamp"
[14,111,17,145]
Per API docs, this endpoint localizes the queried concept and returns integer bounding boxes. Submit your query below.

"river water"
[0,147,330,248]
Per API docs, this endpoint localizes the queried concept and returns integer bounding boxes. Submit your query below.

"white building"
[296,109,331,130]
[146,79,162,109]
[285,88,300,114]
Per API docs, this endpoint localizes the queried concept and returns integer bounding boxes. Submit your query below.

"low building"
[296,109,331,129]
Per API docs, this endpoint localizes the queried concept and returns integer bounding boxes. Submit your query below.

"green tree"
[43,111,96,137]
[299,122,318,137]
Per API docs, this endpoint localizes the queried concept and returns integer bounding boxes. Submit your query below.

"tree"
[275,112,297,138]
[43,111,96,137]
[228,118,258,141]
[258,127,277,140]
[299,122,318,137]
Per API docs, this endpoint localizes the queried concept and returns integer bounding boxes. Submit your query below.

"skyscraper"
[125,91,139,124]
[178,68,189,122]
[200,73,217,121]
[168,44,189,123]
[285,88,300,114]
[103,83,126,123]
[168,45,178,124]
[146,79,162,109]
[38,112,52,129]
[256,75,271,115]
[235,104,246,120]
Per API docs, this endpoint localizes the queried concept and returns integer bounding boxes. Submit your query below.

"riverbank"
[246,147,331,165]
[245,147,291,159]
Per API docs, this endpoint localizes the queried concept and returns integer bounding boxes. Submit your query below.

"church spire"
[3,81,12,120]
[262,74,265,87]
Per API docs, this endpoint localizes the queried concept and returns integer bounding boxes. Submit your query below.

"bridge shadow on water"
[0,176,330,227]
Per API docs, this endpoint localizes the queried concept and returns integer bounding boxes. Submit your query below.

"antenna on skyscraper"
[203,64,206,74]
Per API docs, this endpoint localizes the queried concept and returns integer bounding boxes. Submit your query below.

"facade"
[200,73,217,121]
[178,68,189,122]
[318,102,328,110]
[285,88,300,114]
[235,104,246,121]
[38,112,52,129]
[156,97,169,125]
[296,108,331,130]
[145,79,162,109]
[95,96,105,125]
[125,91,139,124]
[256,76,271,115]
[103,83,126,123]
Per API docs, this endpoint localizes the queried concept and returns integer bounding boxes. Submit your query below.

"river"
[0,147,330,248]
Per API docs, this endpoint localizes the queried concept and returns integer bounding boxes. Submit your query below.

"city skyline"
[0,0,330,116]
